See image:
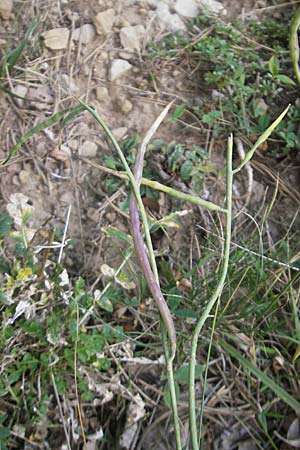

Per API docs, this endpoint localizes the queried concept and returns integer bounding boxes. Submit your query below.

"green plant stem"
[189,135,233,450]
[162,325,182,450]
[79,157,225,212]
[290,7,300,86]
[198,299,220,447]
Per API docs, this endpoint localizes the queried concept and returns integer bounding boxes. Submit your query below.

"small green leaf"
[93,357,111,370]
[116,271,136,290]
[95,291,114,312]
[171,104,186,120]
[0,215,13,237]
[0,425,10,445]
[104,157,117,169]
[258,114,271,131]
[276,74,296,86]
[203,110,221,125]
[268,54,279,77]
[180,160,193,181]
[174,364,203,383]
[102,226,133,245]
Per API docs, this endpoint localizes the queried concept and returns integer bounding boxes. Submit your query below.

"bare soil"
[1,1,300,449]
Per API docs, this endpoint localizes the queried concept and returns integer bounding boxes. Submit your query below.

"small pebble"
[79,140,98,158]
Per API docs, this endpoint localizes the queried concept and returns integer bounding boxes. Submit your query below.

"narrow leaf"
[2,105,85,164]
[276,74,296,86]
[268,55,279,77]
[0,20,38,77]
[220,339,300,414]
[233,105,290,173]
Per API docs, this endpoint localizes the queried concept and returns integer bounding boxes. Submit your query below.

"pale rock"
[118,51,133,61]
[175,0,199,17]
[121,99,133,114]
[112,127,128,141]
[12,175,19,186]
[60,74,79,95]
[72,24,95,44]
[14,84,28,107]
[110,59,132,81]
[120,25,145,52]
[199,0,225,15]
[96,86,110,103]
[99,51,108,61]
[0,38,7,46]
[42,28,70,50]
[0,0,12,19]
[94,9,115,35]
[19,170,31,185]
[79,140,98,158]
[50,147,71,162]
[156,3,186,32]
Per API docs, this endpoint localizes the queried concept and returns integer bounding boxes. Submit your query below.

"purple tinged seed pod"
[129,195,177,348]
[129,145,176,349]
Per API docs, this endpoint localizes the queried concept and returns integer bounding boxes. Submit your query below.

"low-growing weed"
[148,14,300,156]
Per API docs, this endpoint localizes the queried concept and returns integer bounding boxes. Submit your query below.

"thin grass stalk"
[189,135,233,450]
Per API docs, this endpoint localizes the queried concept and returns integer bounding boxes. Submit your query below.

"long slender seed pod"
[129,196,177,351]
[129,103,177,352]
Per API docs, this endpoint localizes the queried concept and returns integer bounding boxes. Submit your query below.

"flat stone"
[72,24,95,44]
[120,25,145,52]
[94,9,115,35]
[0,0,12,19]
[175,0,199,17]
[96,86,110,103]
[79,140,98,158]
[19,170,31,185]
[112,127,128,141]
[110,59,132,81]
[42,28,70,50]
[199,0,225,15]
[156,3,186,32]
[121,99,133,114]
[14,85,28,107]
[118,51,134,61]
